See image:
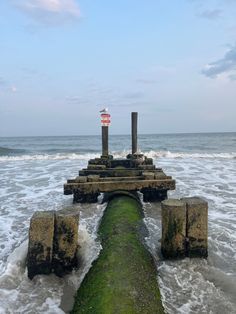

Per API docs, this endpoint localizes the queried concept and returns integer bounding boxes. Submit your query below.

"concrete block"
[53,211,79,276]
[87,164,106,170]
[154,172,166,179]
[145,158,153,165]
[73,191,99,203]
[161,199,186,258]
[182,197,208,257]
[141,188,167,202]
[75,176,87,183]
[138,165,156,170]
[87,175,100,182]
[142,171,155,180]
[27,211,55,279]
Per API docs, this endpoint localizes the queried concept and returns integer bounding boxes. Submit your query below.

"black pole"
[102,126,109,157]
[131,112,138,154]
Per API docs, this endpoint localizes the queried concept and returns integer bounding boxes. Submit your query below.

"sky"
[0,0,236,136]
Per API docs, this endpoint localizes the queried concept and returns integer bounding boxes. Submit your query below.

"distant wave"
[42,148,99,153]
[0,146,27,156]
[143,150,236,159]
[0,150,235,161]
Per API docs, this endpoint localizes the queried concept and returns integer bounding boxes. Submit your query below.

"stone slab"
[141,188,168,202]
[75,176,87,183]
[79,168,163,177]
[182,197,208,257]
[142,171,155,180]
[87,164,107,170]
[161,199,186,258]
[53,212,79,276]
[138,165,156,170]
[100,176,143,182]
[87,175,100,182]
[155,172,169,179]
[64,178,175,194]
[27,211,55,279]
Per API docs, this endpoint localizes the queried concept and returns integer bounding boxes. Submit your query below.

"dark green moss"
[71,196,164,314]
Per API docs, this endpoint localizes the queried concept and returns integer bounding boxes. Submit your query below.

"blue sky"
[0,0,236,136]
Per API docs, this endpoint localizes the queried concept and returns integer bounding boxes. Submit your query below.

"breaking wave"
[0,150,235,161]
[144,150,236,159]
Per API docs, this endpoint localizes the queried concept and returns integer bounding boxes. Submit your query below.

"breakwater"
[72,195,164,314]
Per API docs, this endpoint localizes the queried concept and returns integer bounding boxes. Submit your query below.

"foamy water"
[144,155,236,314]
[0,134,236,313]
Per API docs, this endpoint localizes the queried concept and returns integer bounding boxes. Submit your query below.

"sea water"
[0,133,235,313]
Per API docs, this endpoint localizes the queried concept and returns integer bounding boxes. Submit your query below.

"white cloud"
[13,0,80,25]
[198,9,222,20]
[202,45,236,80]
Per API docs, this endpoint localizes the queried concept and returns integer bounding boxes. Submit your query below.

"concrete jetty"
[64,112,175,203]
[27,111,208,314]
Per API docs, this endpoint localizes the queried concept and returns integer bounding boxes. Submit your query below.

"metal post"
[102,126,109,157]
[131,112,138,154]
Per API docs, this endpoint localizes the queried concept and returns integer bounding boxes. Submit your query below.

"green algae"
[71,196,164,314]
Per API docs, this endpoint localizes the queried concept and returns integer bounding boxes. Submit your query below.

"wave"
[42,148,99,153]
[143,150,236,159]
[0,153,100,161]
[0,150,235,161]
[0,146,27,156]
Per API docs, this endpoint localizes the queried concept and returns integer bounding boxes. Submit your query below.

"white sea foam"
[0,150,236,161]
[0,153,100,162]
[140,155,236,314]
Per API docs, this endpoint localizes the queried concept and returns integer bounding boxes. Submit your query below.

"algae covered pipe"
[72,195,164,314]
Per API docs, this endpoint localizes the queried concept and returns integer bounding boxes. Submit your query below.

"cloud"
[198,9,222,20]
[13,0,80,25]
[202,45,236,79]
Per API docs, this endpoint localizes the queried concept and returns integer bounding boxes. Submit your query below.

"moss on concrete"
[72,196,164,314]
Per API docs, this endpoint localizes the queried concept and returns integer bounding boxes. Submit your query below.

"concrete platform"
[64,178,175,195]
[64,154,175,203]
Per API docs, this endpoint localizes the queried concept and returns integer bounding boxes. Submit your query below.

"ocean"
[0,133,236,314]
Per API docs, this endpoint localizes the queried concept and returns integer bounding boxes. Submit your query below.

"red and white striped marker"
[101,113,111,126]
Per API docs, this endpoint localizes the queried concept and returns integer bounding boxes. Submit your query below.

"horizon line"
[1,130,236,138]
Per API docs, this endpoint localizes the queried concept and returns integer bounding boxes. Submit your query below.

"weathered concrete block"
[101,154,113,160]
[161,199,186,258]
[110,159,132,168]
[87,175,100,182]
[64,184,73,195]
[53,211,79,276]
[27,211,55,279]
[95,165,106,170]
[142,171,155,180]
[182,197,208,257]
[73,191,99,203]
[87,164,106,170]
[75,176,87,183]
[154,172,166,179]
[141,188,167,202]
[138,165,156,170]
[145,157,153,165]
